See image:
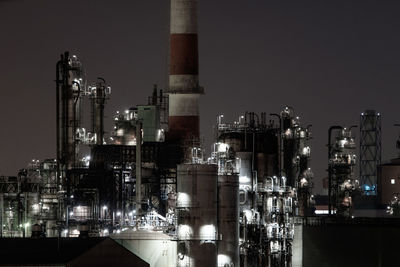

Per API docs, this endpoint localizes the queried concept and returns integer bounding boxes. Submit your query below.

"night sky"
[1,0,400,194]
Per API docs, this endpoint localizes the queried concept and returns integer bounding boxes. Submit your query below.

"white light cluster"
[199,224,216,240]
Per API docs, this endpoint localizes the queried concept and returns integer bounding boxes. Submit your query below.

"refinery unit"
[2,1,400,267]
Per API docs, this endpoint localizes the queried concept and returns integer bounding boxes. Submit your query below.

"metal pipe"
[56,56,63,189]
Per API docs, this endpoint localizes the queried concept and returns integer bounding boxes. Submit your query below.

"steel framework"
[359,110,381,195]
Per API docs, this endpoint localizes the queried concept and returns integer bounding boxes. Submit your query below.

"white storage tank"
[176,164,218,267]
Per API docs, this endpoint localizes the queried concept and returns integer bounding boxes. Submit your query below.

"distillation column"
[56,52,84,191]
[56,52,85,230]
[89,78,110,145]
[167,0,203,145]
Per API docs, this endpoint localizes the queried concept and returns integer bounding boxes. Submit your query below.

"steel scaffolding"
[359,110,381,195]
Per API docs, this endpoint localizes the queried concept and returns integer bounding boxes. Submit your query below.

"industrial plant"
[1,1,400,267]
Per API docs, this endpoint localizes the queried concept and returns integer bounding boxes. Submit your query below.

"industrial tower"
[359,110,381,195]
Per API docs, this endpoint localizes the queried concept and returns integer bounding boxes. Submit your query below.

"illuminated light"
[284,128,292,137]
[70,195,74,199]
[116,230,121,234]
[244,210,253,221]
[128,212,133,216]
[63,229,68,234]
[177,193,190,206]
[69,212,73,216]
[218,254,231,266]
[200,224,216,240]
[102,205,107,210]
[239,176,251,184]
[103,229,109,235]
[116,211,121,216]
[217,142,229,152]
[391,179,395,185]
[127,139,136,146]
[302,146,311,156]
[314,210,329,215]
[77,206,81,210]
[300,178,308,187]
[178,252,184,260]
[339,139,347,147]
[178,225,193,240]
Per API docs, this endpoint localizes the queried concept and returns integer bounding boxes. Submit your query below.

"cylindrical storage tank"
[218,174,239,267]
[176,164,218,267]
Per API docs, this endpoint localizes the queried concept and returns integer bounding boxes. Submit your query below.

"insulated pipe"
[167,0,203,142]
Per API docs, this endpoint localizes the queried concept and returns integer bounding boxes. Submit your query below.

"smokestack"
[167,0,203,143]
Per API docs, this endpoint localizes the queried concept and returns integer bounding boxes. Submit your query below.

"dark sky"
[1,0,400,193]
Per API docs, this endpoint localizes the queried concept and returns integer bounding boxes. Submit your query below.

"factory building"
[0,0,311,264]
[3,1,400,267]
[378,159,400,205]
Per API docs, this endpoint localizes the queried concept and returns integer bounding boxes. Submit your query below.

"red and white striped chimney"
[167,0,203,142]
